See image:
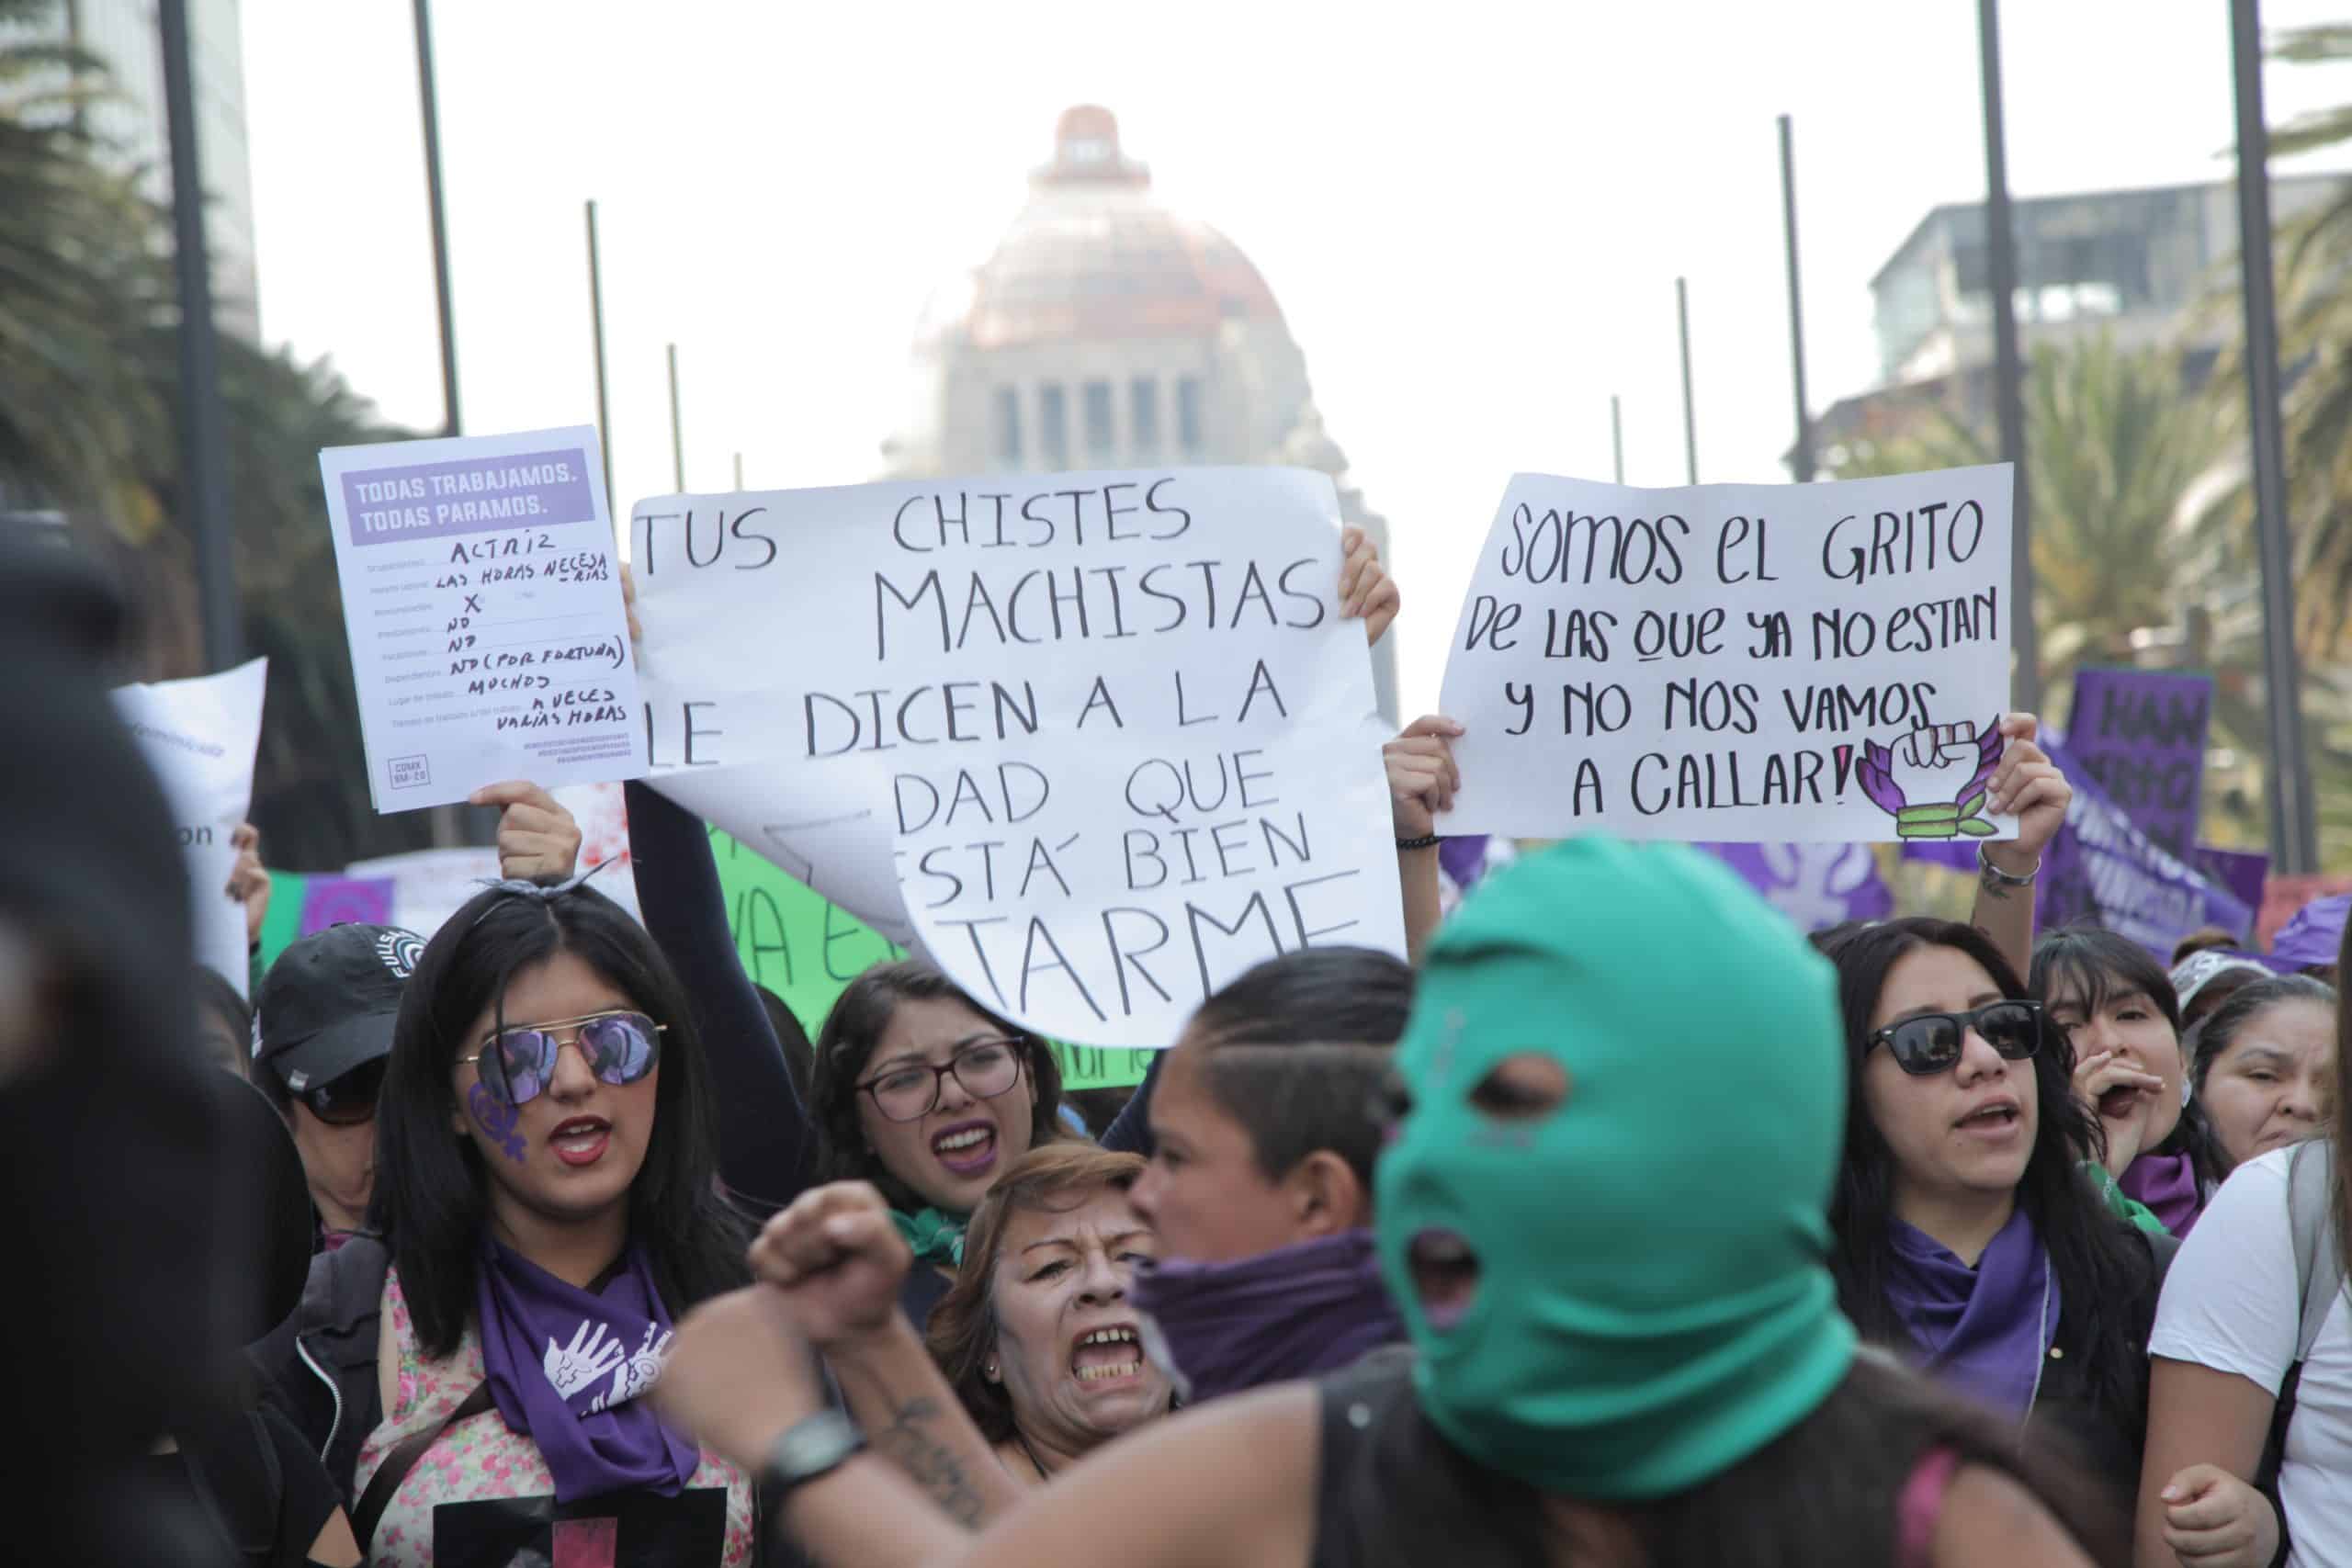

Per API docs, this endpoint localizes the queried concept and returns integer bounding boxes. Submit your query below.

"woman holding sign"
[1822,917,2174,1504]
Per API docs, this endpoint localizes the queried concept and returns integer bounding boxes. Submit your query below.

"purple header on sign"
[341,447,595,547]
[2065,668,2211,861]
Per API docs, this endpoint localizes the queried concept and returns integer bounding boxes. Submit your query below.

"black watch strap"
[759,1408,865,1502]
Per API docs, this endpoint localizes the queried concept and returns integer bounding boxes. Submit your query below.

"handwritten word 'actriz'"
[876,558,1324,659]
[891,479,1192,554]
[1821,501,1987,587]
[446,532,556,563]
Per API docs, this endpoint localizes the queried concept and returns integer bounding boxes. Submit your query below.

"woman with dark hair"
[2185,975,2336,1175]
[650,840,2128,1568]
[2031,927,2223,1237]
[195,963,253,1077]
[1823,918,2172,1497]
[2139,927,2352,1568]
[255,879,759,1564]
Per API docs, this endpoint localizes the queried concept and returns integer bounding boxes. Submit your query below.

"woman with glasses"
[254,877,760,1564]
[1820,918,2175,1503]
[808,960,1072,1323]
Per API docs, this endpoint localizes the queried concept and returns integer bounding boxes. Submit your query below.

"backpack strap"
[351,1382,492,1553]
[2288,1140,2344,1362]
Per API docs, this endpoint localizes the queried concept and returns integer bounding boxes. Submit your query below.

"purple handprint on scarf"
[1853,716,2002,840]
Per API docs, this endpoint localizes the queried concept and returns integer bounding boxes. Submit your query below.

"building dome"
[957,107,1286,353]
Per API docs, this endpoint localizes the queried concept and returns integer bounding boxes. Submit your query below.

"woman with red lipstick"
[1823,919,2174,1503]
[260,877,763,1564]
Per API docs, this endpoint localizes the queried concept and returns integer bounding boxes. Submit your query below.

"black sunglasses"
[459,1010,664,1109]
[1869,999,2045,1077]
[298,1057,386,1126]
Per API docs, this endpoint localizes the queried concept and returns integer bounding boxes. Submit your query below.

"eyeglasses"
[459,1010,664,1109]
[298,1057,386,1126]
[1868,999,2045,1077]
[856,1038,1026,1122]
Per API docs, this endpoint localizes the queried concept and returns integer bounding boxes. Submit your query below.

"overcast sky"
[240,0,2352,717]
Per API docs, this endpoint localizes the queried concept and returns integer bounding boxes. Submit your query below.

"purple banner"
[2192,846,2268,927]
[298,874,395,933]
[340,446,595,547]
[2037,737,2251,958]
[2065,668,2211,861]
[1696,842,1894,932]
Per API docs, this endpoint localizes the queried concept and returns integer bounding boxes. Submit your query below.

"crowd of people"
[11,523,2352,1568]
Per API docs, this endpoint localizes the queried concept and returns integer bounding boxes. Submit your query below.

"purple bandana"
[2120,1151,2203,1239]
[1132,1229,1404,1404]
[475,1239,701,1503]
[1884,1208,2057,1419]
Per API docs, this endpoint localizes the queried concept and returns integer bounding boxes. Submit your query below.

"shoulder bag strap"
[352,1382,492,1552]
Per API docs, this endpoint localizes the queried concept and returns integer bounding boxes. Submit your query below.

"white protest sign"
[319,426,646,811]
[630,466,1403,1047]
[1439,466,2017,842]
[114,657,268,995]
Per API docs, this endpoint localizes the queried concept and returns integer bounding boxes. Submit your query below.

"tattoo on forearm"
[872,1397,986,1528]
[1977,862,2016,901]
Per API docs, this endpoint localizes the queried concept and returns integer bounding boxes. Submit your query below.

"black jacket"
[247,1235,392,1506]
[2030,1222,2179,1496]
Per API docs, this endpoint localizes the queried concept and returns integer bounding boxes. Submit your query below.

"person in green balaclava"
[1375,832,1856,1497]
[644,836,2128,1568]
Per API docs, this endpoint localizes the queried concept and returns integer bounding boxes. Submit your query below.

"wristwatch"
[758,1408,865,1502]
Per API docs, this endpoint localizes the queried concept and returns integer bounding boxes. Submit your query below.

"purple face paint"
[469,1080,527,1164]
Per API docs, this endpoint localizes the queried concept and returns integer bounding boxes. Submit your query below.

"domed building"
[884,105,1396,719]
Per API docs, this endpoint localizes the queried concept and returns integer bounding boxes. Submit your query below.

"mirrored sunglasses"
[463,1010,664,1109]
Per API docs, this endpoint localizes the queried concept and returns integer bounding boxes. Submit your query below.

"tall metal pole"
[157,0,238,671]
[1977,0,2039,714]
[1610,396,1625,484]
[1676,277,1699,484]
[1779,115,1816,483]
[2231,0,2319,874]
[414,0,461,436]
[585,199,614,503]
[667,344,685,491]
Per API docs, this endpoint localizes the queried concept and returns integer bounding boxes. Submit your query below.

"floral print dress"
[356,1268,755,1567]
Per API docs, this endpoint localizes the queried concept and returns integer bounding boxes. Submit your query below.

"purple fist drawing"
[1855,716,2002,840]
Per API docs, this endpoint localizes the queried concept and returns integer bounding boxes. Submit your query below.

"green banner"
[707,829,1149,1089]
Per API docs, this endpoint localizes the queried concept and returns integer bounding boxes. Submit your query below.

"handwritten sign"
[1438,467,2017,842]
[319,426,645,810]
[2064,668,2210,861]
[114,657,268,995]
[630,467,1403,1048]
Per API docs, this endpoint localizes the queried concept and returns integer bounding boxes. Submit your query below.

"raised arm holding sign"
[629,467,1404,1048]
[1437,466,2018,844]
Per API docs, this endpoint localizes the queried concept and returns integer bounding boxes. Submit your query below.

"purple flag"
[1695,842,1894,932]
[2037,737,2250,958]
[2065,669,2211,862]
[2192,847,2268,930]
[299,874,395,934]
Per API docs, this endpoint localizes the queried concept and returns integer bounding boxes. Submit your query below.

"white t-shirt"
[2150,1145,2352,1568]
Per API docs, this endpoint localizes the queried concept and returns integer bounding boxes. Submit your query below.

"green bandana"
[891,1205,967,1269]
[1376,837,1855,1501]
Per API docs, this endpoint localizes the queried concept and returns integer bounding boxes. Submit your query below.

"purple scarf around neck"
[1883,1207,2056,1419]
[1131,1229,1404,1404]
[475,1238,701,1503]
[2120,1150,2203,1239]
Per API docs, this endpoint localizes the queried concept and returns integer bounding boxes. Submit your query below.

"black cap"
[254,923,424,1092]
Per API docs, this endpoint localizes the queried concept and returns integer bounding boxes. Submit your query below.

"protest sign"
[1696,842,1894,933]
[631,467,1403,1047]
[320,426,645,811]
[2037,738,2251,958]
[114,658,267,996]
[2065,668,2210,860]
[1438,467,2017,843]
[254,873,397,974]
[705,825,1151,1089]
[342,846,501,942]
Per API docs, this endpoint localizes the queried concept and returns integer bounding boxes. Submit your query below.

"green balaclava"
[1375,836,1855,1501]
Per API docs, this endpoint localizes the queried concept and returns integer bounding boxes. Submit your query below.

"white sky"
[239,1,2352,720]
